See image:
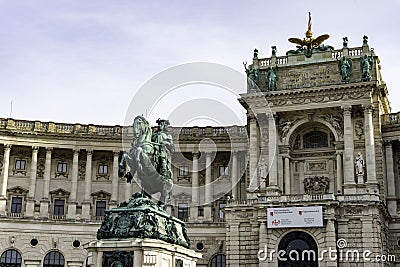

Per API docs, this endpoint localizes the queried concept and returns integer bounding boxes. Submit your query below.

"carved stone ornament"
[303,176,329,194]
[323,113,343,138]
[37,158,45,179]
[102,251,133,267]
[97,192,190,249]
[78,161,86,180]
[278,118,297,140]
[354,120,364,140]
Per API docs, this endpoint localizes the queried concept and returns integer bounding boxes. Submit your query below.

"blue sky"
[0,0,399,125]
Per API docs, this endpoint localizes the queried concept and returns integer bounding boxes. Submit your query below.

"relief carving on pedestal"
[303,176,329,194]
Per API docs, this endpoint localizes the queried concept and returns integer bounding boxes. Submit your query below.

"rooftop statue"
[266,66,277,91]
[338,56,352,83]
[360,54,373,81]
[243,61,261,91]
[287,12,332,57]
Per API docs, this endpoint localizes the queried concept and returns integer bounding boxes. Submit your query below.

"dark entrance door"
[278,231,318,267]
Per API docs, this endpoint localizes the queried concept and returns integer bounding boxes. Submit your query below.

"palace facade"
[1,33,400,267]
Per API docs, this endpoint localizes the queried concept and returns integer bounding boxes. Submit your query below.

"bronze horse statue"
[119,116,174,208]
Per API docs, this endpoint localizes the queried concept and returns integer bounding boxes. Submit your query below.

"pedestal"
[84,238,202,267]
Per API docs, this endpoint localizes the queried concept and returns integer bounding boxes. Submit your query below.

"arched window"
[210,254,226,267]
[43,251,65,267]
[303,131,328,149]
[0,249,22,267]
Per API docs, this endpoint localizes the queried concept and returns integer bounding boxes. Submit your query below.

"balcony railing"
[9,212,22,218]
[51,214,66,220]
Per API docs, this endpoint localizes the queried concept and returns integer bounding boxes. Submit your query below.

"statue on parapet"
[360,54,373,81]
[338,56,352,83]
[243,61,261,91]
[266,66,277,90]
[119,116,174,209]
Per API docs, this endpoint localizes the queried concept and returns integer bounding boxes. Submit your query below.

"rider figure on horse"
[152,119,174,180]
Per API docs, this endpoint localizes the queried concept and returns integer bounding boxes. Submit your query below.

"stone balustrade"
[381,112,400,125]
[0,118,247,138]
[226,193,380,207]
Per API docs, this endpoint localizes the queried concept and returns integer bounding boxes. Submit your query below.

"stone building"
[0,32,400,267]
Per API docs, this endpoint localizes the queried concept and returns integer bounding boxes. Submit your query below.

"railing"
[349,47,363,57]
[0,118,247,139]
[15,120,34,130]
[94,216,104,221]
[51,214,67,220]
[9,212,22,218]
[227,194,336,207]
[331,50,342,59]
[382,113,400,125]
[276,56,288,65]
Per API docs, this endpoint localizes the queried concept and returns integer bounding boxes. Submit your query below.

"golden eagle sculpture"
[287,12,332,57]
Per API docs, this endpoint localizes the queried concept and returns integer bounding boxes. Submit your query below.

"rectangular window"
[57,163,68,173]
[96,201,107,217]
[179,166,189,176]
[98,164,108,175]
[11,197,22,213]
[219,166,229,176]
[15,160,26,170]
[54,199,65,215]
[178,203,189,221]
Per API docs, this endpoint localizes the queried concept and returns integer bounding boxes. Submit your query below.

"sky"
[0,0,399,126]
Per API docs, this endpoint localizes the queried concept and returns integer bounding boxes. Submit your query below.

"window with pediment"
[49,188,70,220]
[6,186,28,218]
[91,190,111,220]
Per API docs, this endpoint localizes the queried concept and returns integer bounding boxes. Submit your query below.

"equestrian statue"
[119,116,174,209]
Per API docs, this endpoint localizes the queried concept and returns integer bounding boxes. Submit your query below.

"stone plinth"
[84,238,202,267]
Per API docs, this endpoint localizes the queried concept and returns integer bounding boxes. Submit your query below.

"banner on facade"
[266,206,323,228]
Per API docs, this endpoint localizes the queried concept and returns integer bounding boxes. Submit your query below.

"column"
[110,151,120,209]
[248,117,259,192]
[385,141,397,215]
[258,221,268,267]
[40,147,52,218]
[25,147,39,217]
[336,152,343,194]
[0,144,11,216]
[267,114,279,193]
[67,149,79,220]
[231,151,239,200]
[325,218,338,267]
[204,152,212,221]
[363,105,378,185]
[299,160,305,194]
[190,152,199,221]
[342,106,356,193]
[81,150,93,220]
[284,156,291,195]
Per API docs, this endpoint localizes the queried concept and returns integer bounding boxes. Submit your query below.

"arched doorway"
[0,249,22,267]
[278,231,318,267]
